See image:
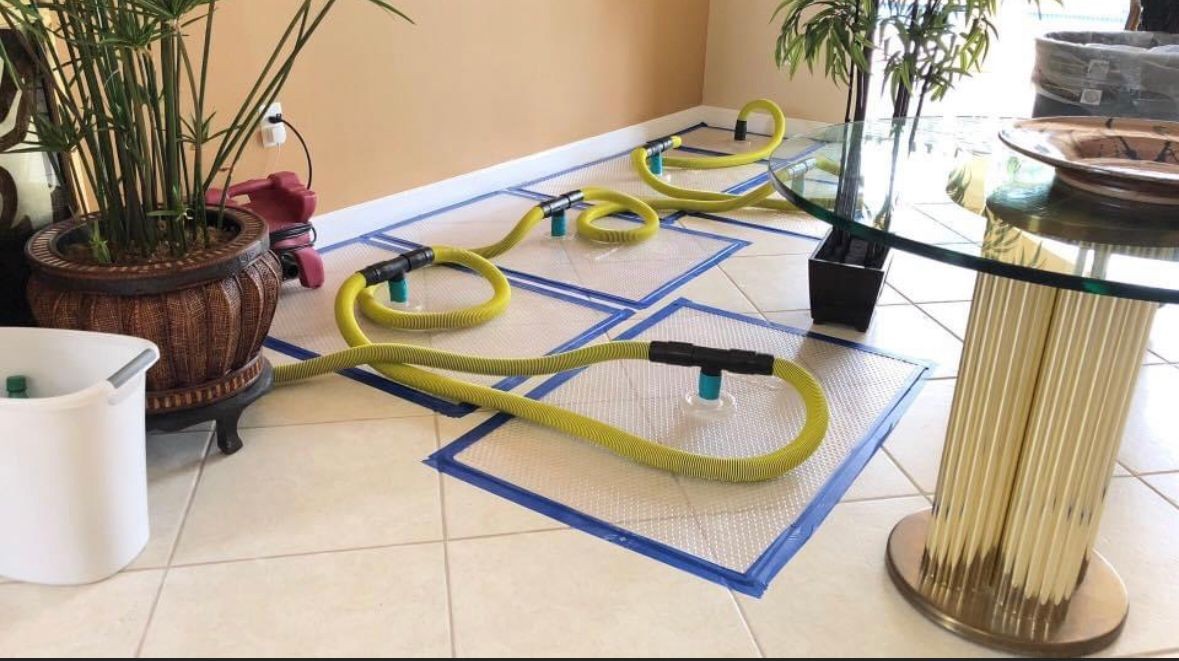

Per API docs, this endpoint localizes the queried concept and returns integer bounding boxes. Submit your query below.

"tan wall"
[702,0,846,124]
[204,0,710,215]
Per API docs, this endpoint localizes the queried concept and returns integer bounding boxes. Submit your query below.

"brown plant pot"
[24,209,281,413]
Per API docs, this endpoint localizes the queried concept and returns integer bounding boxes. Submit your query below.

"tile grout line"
[433,415,460,659]
[1134,472,1179,511]
[1122,644,1179,658]
[727,590,768,658]
[841,489,929,505]
[165,537,448,572]
[910,296,971,343]
[1131,467,1179,477]
[133,427,214,658]
[881,446,933,504]
[237,410,437,432]
[712,257,765,318]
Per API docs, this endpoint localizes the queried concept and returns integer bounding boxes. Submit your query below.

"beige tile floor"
[3,238,1178,658]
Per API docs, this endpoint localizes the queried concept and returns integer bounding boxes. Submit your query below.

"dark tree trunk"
[1138,0,1179,32]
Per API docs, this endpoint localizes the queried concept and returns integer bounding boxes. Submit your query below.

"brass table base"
[886,511,1128,658]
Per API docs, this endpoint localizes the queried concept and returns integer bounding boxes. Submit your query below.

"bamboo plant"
[773,0,1048,122]
[772,0,1047,267]
[0,0,409,264]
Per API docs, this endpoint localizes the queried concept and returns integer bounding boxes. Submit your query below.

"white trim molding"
[312,105,824,248]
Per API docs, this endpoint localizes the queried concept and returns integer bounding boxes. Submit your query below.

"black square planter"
[808,229,891,333]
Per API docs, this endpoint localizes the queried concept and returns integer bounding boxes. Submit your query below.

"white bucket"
[0,327,159,585]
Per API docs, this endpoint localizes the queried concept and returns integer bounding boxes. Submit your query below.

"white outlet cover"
[259,102,286,147]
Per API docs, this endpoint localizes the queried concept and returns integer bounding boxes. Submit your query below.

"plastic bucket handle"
[105,348,159,405]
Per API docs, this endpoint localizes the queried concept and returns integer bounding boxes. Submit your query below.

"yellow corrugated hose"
[666,98,787,169]
[274,267,830,483]
[271,99,832,482]
[617,99,842,216]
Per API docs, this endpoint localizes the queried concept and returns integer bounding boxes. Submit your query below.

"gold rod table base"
[887,510,1128,657]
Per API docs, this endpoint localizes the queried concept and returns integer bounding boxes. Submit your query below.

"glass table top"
[769,117,1179,304]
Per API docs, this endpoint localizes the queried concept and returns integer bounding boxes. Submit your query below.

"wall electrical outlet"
[260,101,287,148]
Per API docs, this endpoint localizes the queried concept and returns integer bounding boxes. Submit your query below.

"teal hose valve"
[649,152,664,176]
[698,370,722,401]
[551,210,568,238]
[389,275,409,304]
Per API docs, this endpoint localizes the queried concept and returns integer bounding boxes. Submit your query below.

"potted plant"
[0,1,408,419]
[773,0,1043,329]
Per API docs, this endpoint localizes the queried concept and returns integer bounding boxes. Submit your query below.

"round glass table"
[769,117,1179,656]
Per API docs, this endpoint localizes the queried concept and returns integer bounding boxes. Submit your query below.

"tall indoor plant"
[772,0,1042,329]
[0,0,409,414]
[1130,0,1179,32]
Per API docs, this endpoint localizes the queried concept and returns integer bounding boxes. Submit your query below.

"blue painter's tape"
[374,190,749,310]
[427,297,934,596]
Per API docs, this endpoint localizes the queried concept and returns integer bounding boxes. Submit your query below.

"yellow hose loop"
[272,272,830,483]
[356,245,511,331]
[576,186,660,244]
[631,144,802,213]
[466,187,659,259]
[663,99,787,170]
[626,100,841,215]
[268,98,840,482]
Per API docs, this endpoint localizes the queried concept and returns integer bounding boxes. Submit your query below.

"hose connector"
[648,341,775,376]
[734,119,748,142]
[358,247,435,286]
[773,157,819,182]
[642,136,676,158]
[537,190,585,218]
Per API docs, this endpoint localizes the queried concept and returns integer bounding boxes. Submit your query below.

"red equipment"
[206,172,324,289]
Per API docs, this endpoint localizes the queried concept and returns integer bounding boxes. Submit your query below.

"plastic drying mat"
[514,145,767,200]
[265,238,632,417]
[375,191,748,309]
[676,124,778,156]
[429,298,931,595]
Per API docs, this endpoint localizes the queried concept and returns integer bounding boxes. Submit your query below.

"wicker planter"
[25,209,281,413]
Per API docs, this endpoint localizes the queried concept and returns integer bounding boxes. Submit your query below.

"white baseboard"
[313,104,822,248]
[313,105,706,247]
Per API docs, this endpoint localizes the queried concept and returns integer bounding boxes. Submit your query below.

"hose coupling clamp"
[358,247,435,286]
[648,341,775,377]
[734,119,748,142]
[538,190,585,218]
[642,136,676,157]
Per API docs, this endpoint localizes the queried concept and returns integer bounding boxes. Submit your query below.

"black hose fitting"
[648,341,775,376]
[537,190,585,218]
[643,136,676,157]
[734,119,748,142]
[358,247,435,286]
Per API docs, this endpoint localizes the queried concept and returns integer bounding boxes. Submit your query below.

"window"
[869,1,1130,118]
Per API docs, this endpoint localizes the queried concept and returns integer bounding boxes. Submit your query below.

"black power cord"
[267,113,313,189]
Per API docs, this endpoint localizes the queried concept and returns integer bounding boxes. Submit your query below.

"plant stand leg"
[145,360,272,457]
[886,272,1156,657]
[214,413,245,455]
